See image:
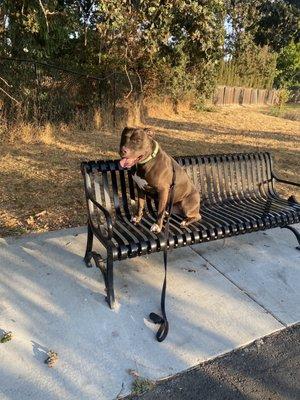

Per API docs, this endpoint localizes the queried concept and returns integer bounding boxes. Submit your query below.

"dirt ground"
[0,104,299,237]
[126,323,300,400]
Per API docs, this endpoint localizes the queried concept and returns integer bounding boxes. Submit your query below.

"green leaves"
[224,0,299,90]
[275,41,300,89]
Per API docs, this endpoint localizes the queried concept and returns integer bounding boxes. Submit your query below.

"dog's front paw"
[131,215,141,224]
[150,223,161,233]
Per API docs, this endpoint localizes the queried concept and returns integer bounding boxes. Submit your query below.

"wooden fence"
[213,86,279,106]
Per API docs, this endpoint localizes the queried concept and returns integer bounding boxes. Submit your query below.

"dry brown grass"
[0,104,299,237]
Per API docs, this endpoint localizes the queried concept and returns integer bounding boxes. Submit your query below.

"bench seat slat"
[106,197,299,259]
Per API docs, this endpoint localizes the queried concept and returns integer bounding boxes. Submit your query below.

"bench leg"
[281,225,300,251]
[105,257,115,309]
[87,252,115,309]
[83,223,115,309]
[84,222,94,267]
[97,255,115,309]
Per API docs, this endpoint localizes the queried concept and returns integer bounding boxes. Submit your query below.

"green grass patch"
[264,104,300,121]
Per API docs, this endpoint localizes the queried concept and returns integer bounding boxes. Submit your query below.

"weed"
[1,331,13,343]
[131,378,154,396]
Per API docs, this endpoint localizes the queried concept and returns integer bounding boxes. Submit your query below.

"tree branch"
[0,76,11,87]
[0,86,21,105]
[124,45,133,99]
[124,64,133,99]
[37,0,49,33]
[135,69,143,94]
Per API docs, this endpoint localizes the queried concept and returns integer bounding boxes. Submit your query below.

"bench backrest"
[81,152,275,221]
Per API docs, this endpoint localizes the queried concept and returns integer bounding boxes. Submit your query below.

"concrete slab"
[0,227,284,400]
[193,224,300,326]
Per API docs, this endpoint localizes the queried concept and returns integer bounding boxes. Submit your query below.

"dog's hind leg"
[180,191,201,227]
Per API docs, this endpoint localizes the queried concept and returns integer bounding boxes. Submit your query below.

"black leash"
[149,162,176,342]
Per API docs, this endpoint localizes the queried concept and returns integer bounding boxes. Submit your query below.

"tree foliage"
[254,0,300,52]
[274,41,300,89]
[0,0,299,117]
[0,0,226,101]
[218,45,277,89]
[226,0,299,54]
[221,0,299,89]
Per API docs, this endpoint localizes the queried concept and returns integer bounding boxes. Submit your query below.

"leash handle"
[150,162,176,342]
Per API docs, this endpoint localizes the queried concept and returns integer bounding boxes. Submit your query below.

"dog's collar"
[138,140,159,165]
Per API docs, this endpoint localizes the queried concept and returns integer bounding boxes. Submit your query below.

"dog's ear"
[122,126,131,135]
[144,128,155,138]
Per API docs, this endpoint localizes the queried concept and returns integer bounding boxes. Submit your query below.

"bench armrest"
[87,194,114,240]
[272,173,300,188]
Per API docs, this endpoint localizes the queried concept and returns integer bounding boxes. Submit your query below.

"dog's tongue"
[119,157,137,169]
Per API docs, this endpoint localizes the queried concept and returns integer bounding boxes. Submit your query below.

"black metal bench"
[81,152,300,309]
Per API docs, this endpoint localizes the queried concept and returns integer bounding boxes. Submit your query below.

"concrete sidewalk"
[0,225,299,400]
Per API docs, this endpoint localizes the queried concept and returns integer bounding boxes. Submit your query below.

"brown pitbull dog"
[119,127,201,233]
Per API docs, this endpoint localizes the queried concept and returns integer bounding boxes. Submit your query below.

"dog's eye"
[133,136,142,143]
